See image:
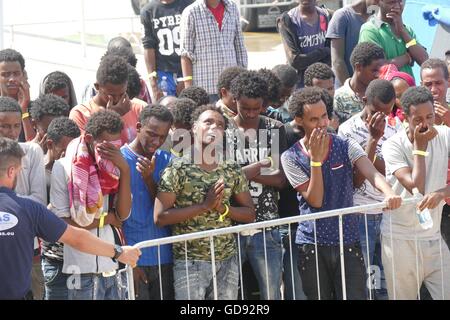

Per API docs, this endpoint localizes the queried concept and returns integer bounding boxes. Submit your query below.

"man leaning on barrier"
[381,86,450,300]
[0,137,141,300]
[154,105,255,300]
[281,87,401,300]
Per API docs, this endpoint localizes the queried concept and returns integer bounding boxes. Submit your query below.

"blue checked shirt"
[180,0,248,94]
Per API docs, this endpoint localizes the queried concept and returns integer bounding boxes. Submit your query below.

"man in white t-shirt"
[382,86,450,300]
[339,79,403,280]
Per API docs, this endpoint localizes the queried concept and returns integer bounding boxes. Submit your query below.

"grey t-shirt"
[326,6,365,76]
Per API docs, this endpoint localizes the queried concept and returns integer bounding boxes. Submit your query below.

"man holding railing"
[281,87,401,300]
[154,105,255,300]
[381,86,450,300]
[338,79,403,298]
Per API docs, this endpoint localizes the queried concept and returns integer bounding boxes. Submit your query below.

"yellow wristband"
[412,150,429,157]
[218,204,230,222]
[22,112,30,120]
[267,156,273,168]
[177,76,193,82]
[405,39,417,49]
[148,71,157,79]
[310,161,322,167]
[99,212,108,228]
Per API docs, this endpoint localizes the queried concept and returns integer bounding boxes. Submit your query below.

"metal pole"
[80,0,87,60]
[0,0,4,49]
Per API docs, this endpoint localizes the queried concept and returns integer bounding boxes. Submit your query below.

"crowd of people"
[0,0,450,301]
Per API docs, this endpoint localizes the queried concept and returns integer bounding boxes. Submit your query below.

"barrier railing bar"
[288,224,295,300]
[263,227,270,299]
[133,197,421,249]
[313,220,320,300]
[338,213,347,300]
[209,236,218,300]
[364,214,372,300]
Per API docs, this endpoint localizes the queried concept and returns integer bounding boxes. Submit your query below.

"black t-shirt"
[228,116,287,222]
[141,0,194,74]
[0,187,67,299]
[278,122,304,219]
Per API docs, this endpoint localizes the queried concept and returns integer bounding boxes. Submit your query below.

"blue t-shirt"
[326,6,365,77]
[281,135,362,246]
[121,145,173,266]
[288,6,329,87]
[0,187,67,299]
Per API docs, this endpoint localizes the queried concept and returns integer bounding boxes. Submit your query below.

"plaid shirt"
[180,0,248,94]
[333,78,364,123]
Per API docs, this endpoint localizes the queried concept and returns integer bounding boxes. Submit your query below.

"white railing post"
[364,214,373,300]
[210,236,218,300]
[80,0,87,64]
[263,228,270,299]
[339,214,347,300]
[313,220,320,300]
[288,225,295,300]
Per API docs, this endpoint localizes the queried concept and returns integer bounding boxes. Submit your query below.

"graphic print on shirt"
[227,117,282,222]
[153,14,182,56]
[0,211,17,233]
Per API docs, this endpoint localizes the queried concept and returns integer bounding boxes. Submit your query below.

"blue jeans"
[238,228,283,300]
[173,255,239,300]
[359,213,382,268]
[42,257,68,300]
[280,226,306,300]
[67,273,123,300]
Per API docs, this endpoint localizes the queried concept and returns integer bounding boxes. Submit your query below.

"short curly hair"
[140,104,174,126]
[190,104,226,128]
[179,86,209,106]
[0,49,25,70]
[47,117,81,144]
[288,87,324,119]
[304,62,335,87]
[230,70,268,100]
[0,137,24,170]
[421,58,449,81]
[126,65,141,99]
[171,98,197,127]
[104,46,137,68]
[350,42,385,68]
[42,71,71,93]
[217,66,245,97]
[96,54,129,86]
[85,110,124,139]
[272,64,298,88]
[0,97,21,114]
[258,68,281,104]
[365,79,395,105]
[400,86,434,116]
[30,94,70,121]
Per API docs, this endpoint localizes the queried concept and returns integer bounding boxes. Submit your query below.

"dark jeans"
[135,264,174,300]
[298,243,367,300]
[42,257,68,300]
[280,226,306,300]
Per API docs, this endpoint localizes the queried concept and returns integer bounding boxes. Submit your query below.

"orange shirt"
[69,99,145,145]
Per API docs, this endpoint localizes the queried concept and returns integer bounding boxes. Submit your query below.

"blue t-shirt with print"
[0,187,67,299]
[121,145,173,266]
[282,135,360,245]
